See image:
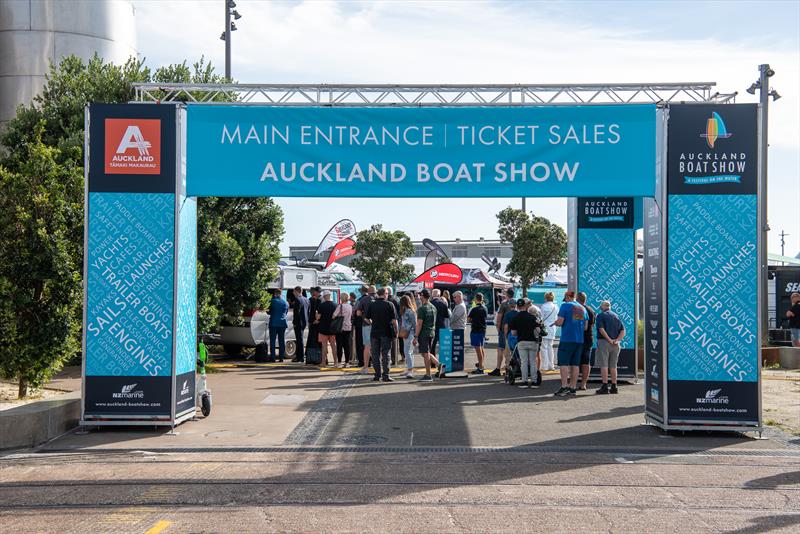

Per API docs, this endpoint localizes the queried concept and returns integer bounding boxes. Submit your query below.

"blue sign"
[439,328,453,373]
[85,193,175,378]
[186,105,656,198]
[667,194,758,383]
[577,229,636,349]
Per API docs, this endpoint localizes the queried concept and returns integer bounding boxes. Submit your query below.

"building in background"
[0,0,137,127]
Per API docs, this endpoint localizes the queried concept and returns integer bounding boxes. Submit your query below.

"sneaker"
[568,388,577,396]
[578,384,588,391]
[470,368,485,375]
[381,376,395,382]
[419,375,433,382]
[358,368,370,374]
[404,372,415,379]
[596,384,610,395]
[527,379,533,388]
[372,376,380,382]
[488,368,501,376]
[554,386,570,397]
[610,384,619,394]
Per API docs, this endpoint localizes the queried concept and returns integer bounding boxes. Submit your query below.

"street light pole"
[758,64,771,346]
[224,0,232,80]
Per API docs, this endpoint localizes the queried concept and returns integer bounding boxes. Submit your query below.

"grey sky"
[134,0,800,255]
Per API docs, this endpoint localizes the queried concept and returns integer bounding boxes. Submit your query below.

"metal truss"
[133,82,737,106]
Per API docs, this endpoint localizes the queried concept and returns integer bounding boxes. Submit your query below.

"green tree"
[496,208,567,293]
[197,198,284,330]
[350,225,415,286]
[0,54,284,395]
[0,127,83,397]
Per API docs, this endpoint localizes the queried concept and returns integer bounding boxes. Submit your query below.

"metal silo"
[0,0,138,127]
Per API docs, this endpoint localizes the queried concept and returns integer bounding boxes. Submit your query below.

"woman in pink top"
[333,297,353,368]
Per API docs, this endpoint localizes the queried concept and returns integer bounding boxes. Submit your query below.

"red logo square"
[104,118,161,174]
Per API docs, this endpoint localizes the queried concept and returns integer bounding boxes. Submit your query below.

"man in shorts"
[414,289,440,381]
[468,293,489,373]
[553,290,586,397]
[595,300,625,394]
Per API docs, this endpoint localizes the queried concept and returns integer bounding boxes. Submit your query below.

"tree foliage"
[496,208,567,292]
[350,225,415,286]
[197,198,284,330]
[0,127,83,396]
[0,54,283,395]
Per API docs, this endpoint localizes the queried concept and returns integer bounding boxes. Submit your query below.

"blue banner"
[85,193,175,378]
[667,194,758,383]
[577,229,636,350]
[186,105,656,198]
[439,328,453,373]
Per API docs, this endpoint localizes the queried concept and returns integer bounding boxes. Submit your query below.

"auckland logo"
[116,126,152,156]
[112,383,144,399]
[700,112,733,149]
[104,118,161,175]
[696,388,729,405]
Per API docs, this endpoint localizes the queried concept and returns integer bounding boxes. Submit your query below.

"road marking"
[145,520,172,534]
[410,432,414,446]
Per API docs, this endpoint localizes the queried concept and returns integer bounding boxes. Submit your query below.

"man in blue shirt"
[595,300,626,394]
[268,289,289,362]
[553,290,586,397]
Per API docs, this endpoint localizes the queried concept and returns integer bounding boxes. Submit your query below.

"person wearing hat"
[315,290,338,366]
[510,298,545,388]
[414,288,441,381]
[490,287,517,376]
[354,285,376,373]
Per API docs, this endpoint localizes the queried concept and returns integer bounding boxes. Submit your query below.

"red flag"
[325,238,356,269]
[413,262,463,285]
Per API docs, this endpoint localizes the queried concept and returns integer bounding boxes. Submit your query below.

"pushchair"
[503,335,542,386]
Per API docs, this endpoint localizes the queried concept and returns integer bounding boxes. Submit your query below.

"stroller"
[503,334,542,386]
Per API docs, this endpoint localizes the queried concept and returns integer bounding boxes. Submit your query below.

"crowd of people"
[264,284,626,394]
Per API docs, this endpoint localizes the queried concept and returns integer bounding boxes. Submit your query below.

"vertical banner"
[575,197,637,378]
[173,195,197,416]
[439,328,453,372]
[83,103,181,421]
[451,329,465,372]
[666,104,759,426]
[644,197,665,420]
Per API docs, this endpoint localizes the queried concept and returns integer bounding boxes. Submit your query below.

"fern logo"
[697,388,729,405]
[112,383,144,399]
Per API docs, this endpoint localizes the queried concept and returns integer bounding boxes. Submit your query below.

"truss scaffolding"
[133,82,737,106]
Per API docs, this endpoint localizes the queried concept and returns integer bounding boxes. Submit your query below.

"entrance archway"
[81,82,762,434]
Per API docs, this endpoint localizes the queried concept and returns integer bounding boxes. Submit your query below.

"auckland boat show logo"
[104,118,161,174]
[112,383,144,399]
[700,112,733,149]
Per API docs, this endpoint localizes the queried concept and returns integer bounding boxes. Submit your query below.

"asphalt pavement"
[1,335,798,533]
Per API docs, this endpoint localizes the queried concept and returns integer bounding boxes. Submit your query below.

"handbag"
[330,305,344,334]
[398,328,409,339]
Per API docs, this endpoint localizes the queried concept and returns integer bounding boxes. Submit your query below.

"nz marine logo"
[180,380,190,396]
[112,383,144,399]
[696,388,729,405]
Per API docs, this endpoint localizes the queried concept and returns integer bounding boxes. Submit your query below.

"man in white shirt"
[450,291,467,330]
[539,291,558,371]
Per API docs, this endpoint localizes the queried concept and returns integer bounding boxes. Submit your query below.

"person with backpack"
[510,298,545,388]
[365,287,398,382]
[539,291,558,371]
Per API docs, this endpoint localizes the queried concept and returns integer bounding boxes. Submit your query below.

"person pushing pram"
[505,299,546,388]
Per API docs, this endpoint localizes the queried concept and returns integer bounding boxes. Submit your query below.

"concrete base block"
[778,347,800,369]
[0,391,80,450]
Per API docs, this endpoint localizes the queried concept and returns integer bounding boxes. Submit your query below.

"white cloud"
[134,0,800,254]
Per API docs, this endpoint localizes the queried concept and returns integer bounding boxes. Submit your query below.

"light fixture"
[769,89,781,101]
[219,32,225,40]
[232,9,241,20]
[230,21,237,31]
[227,0,236,8]
[746,81,759,95]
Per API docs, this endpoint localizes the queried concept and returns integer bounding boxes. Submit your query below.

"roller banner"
[413,263,463,285]
[666,104,759,425]
[324,238,356,268]
[576,197,637,378]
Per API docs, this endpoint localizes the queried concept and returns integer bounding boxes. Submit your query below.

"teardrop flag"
[313,219,356,258]
[325,238,357,269]
[413,262,463,285]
